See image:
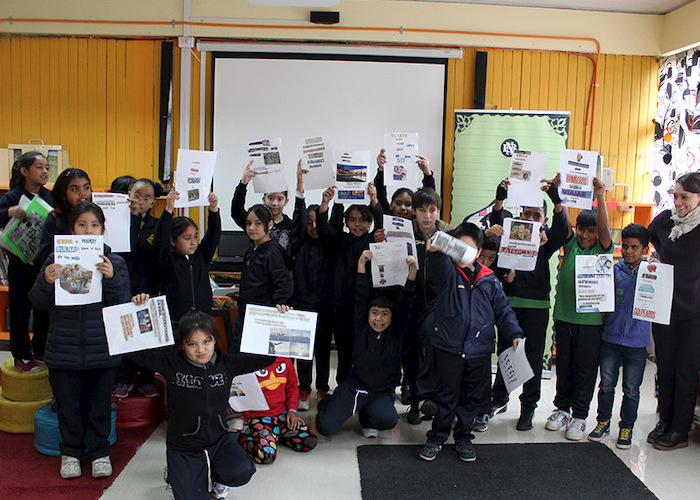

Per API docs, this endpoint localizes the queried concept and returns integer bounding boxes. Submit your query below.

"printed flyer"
[632,261,674,325]
[497,218,541,271]
[559,149,598,210]
[335,151,370,204]
[54,235,103,306]
[174,149,218,208]
[575,254,615,313]
[507,150,548,208]
[247,138,288,194]
[369,241,409,288]
[301,136,334,191]
[240,305,318,361]
[92,192,131,253]
[102,295,174,355]
[0,194,53,264]
[384,132,420,188]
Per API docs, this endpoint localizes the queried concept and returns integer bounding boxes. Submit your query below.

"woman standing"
[647,171,700,451]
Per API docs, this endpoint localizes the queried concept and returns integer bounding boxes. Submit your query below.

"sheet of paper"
[92,192,131,253]
[0,194,53,264]
[369,241,409,288]
[54,235,103,306]
[575,254,615,313]
[174,149,218,208]
[497,338,534,394]
[497,218,541,271]
[335,150,370,204]
[559,149,598,210]
[301,135,334,191]
[633,261,674,325]
[240,305,318,361]
[102,295,174,355]
[228,372,270,412]
[247,138,288,194]
[384,132,420,188]
[507,150,548,208]
[383,214,419,269]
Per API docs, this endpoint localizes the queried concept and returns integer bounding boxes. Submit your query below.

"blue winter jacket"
[424,251,523,359]
[601,260,651,348]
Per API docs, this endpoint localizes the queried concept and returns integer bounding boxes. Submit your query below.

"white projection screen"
[212,52,448,231]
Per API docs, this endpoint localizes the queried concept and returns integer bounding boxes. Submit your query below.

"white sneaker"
[211,482,230,499]
[91,456,113,478]
[298,391,310,411]
[566,418,587,441]
[362,427,379,438]
[545,409,571,431]
[60,455,81,479]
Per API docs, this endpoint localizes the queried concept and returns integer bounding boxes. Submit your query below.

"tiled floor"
[3,348,700,499]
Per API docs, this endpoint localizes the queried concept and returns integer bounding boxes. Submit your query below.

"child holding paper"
[316,251,417,438]
[418,223,522,463]
[588,223,650,449]
[547,177,612,440]
[127,306,275,500]
[29,202,131,480]
[0,152,53,372]
[372,149,436,217]
[238,357,317,464]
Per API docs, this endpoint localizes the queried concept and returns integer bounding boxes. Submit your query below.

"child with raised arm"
[316,251,417,438]
[546,177,613,440]
[372,149,436,216]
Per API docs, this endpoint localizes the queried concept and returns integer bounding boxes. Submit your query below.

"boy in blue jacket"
[587,223,651,449]
[418,223,523,463]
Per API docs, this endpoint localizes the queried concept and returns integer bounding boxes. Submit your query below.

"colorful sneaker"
[298,390,310,411]
[60,455,82,479]
[210,482,230,499]
[587,420,610,442]
[489,402,508,418]
[91,456,113,478]
[418,443,442,461]
[617,427,633,449]
[455,443,477,462]
[15,358,41,372]
[362,427,379,439]
[545,409,571,431]
[473,414,489,432]
[112,383,134,399]
[138,383,161,398]
[566,418,587,441]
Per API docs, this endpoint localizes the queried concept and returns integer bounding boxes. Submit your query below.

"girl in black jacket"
[30,202,131,480]
[0,152,53,371]
[229,204,293,352]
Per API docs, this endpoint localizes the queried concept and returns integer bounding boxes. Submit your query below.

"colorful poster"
[559,149,598,210]
[575,254,615,313]
[507,150,548,208]
[54,235,103,306]
[301,136,334,191]
[92,192,131,253]
[497,218,541,271]
[369,241,409,288]
[335,151,370,204]
[633,261,674,325]
[384,133,420,188]
[240,305,318,361]
[174,149,218,208]
[383,214,419,269]
[0,194,53,264]
[102,295,174,355]
[247,138,288,194]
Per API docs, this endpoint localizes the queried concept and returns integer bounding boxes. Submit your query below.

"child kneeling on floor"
[316,251,417,438]
[239,356,317,463]
[128,305,274,500]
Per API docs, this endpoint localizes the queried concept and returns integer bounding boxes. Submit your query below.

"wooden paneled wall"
[0,37,162,188]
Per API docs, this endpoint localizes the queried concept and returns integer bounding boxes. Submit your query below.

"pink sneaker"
[112,383,134,399]
[138,383,161,398]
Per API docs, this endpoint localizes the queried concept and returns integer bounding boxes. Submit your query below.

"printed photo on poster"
[102,295,174,355]
[497,218,541,272]
[174,149,218,208]
[240,305,318,361]
[247,138,288,194]
[335,151,370,204]
[54,235,103,306]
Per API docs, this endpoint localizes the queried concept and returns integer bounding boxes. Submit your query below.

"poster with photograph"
[335,151,370,204]
[497,218,541,271]
[92,192,131,253]
[559,149,598,210]
[384,133,420,188]
[369,241,410,288]
[632,261,674,325]
[228,372,270,412]
[383,215,419,269]
[174,149,218,208]
[240,305,318,361]
[507,150,548,208]
[0,194,53,264]
[102,295,174,355]
[54,235,104,306]
[247,138,288,194]
[575,254,615,313]
[301,136,334,191]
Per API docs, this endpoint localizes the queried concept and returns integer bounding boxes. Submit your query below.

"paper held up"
[384,132,420,188]
[632,261,674,325]
[174,149,218,208]
[507,150,548,208]
[370,241,409,288]
[575,254,615,313]
[92,192,131,253]
[559,149,598,210]
[301,135,335,191]
[102,295,174,356]
[54,235,104,306]
[248,138,288,194]
[335,150,370,204]
[497,338,534,394]
[240,305,318,361]
[497,218,541,272]
[0,194,53,264]
[228,372,270,412]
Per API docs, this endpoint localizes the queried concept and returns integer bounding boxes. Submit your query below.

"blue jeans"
[596,341,647,429]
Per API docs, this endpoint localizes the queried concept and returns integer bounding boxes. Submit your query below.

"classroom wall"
[661,0,700,55]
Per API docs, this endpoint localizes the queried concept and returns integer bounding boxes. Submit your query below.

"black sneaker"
[489,401,508,417]
[418,443,442,461]
[420,399,438,420]
[407,404,421,425]
[616,427,633,450]
[647,421,670,444]
[516,407,534,431]
[455,443,476,462]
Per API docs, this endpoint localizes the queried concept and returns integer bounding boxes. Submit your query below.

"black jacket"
[29,246,131,370]
[373,169,436,214]
[122,211,160,295]
[154,210,221,323]
[129,349,274,450]
[238,239,293,317]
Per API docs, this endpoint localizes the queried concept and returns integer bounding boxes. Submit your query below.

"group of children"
[0,149,675,499]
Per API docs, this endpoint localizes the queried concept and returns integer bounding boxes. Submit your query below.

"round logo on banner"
[501,139,519,157]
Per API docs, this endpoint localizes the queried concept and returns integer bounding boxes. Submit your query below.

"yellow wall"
[0,37,161,188]
[662,0,700,55]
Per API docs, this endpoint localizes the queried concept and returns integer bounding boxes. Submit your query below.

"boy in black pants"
[316,251,417,438]
[419,223,522,462]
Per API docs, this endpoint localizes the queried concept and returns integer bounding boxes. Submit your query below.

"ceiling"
[407,0,693,15]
